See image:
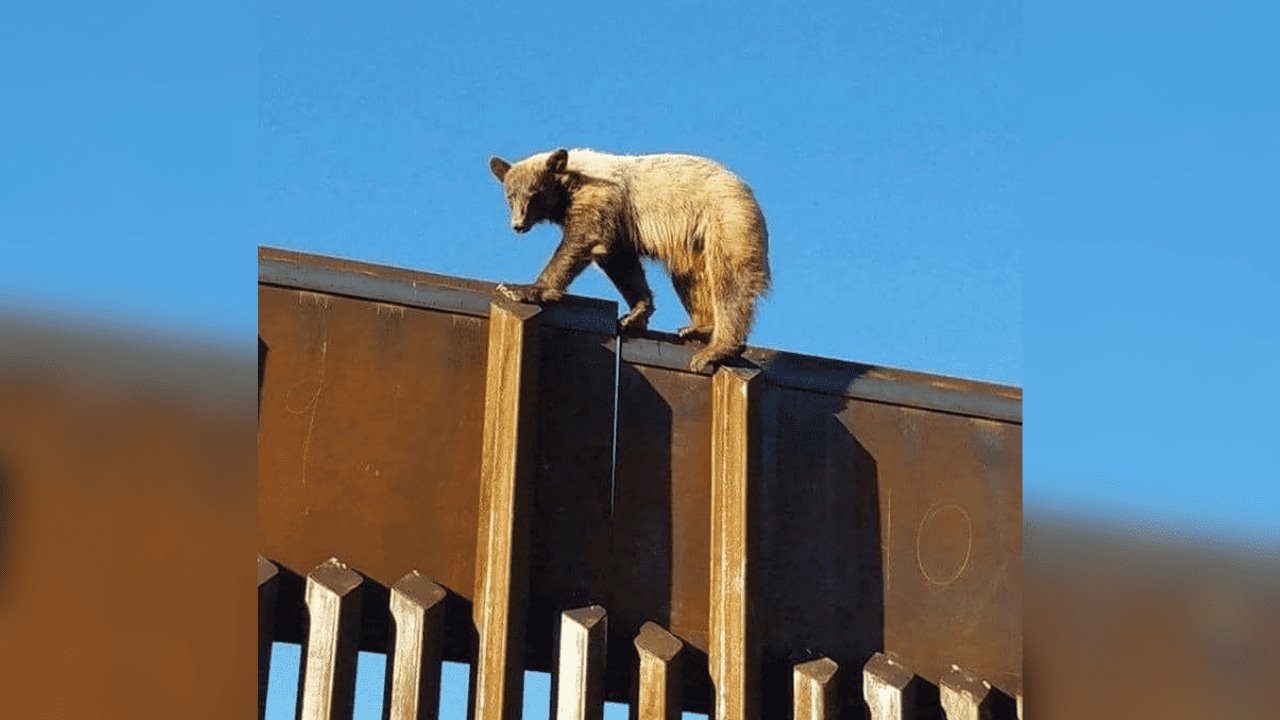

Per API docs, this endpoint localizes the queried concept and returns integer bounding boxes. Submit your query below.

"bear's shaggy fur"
[489,147,771,372]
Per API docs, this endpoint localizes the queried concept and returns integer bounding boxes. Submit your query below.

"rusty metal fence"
[257,247,1022,719]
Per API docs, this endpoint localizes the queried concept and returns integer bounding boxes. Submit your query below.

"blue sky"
[3,0,1277,717]
[1025,1,1279,546]
[1,2,255,342]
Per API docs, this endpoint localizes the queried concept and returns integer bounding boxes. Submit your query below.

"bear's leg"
[690,262,755,373]
[499,238,593,303]
[596,251,655,334]
[672,271,714,341]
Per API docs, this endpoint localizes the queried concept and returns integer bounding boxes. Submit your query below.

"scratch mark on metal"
[885,488,892,596]
[915,503,973,586]
[291,320,329,507]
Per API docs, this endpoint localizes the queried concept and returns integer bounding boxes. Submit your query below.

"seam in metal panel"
[609,339,620,517]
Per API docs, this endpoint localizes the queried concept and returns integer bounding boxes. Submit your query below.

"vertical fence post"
[258,556,280,720]
[386,571,448,720]
[633,622,683,720]
[298,558,364,720]
[709,366,763,720]
[473,299,542,720]
[552,605,608,720]
[940,665,993,720]
[793,657,839,720]
[863,652,917,720]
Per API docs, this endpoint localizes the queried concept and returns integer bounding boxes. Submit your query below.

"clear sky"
[3,1,1276,718]
[1024,1,1279,547]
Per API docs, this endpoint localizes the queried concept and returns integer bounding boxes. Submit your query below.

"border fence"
[257,247,1022,720]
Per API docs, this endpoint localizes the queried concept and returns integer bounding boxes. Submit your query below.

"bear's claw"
[618,316,648,334]
[617,302,655,335]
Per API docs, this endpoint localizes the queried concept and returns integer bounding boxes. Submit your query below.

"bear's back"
[565,149,764,265]
[570,150,755,216]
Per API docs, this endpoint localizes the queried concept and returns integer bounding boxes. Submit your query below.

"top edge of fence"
[259,246,1021,422]
[258,246,619,336]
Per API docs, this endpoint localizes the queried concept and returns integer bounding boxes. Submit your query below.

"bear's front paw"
[496,283,543,303]
[618,311,651,335]
[618,315,647,334]
[617,302,655,335]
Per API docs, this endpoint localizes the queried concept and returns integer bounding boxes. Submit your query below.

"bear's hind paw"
[677,325,712,342]
[689,344,745,373]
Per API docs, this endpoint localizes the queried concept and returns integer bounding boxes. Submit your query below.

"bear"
[488,147,771,372]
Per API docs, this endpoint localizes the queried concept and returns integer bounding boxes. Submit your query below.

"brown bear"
[488,147,771,372]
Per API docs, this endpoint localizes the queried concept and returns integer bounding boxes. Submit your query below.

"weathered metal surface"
[613,330,1022,715]
[608,355,715,710]
[709,367,763,720]
[258,250,1021,714]
[258,556,280,720]
[633,622,684,720]
[552,606,608,720]
[792,658,839,720]
[257,279,489,628]
[257,248,616,666]
[386,571,447,720]
[863,652,918,720]
[299,558,364,720]
[472,300,542,720]
[525,323,616,676]
[759,384,1021,713]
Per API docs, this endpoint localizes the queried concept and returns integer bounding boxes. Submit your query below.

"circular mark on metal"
[915,503,973,586]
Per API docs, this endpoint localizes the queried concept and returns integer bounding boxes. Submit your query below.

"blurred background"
[2,1,1277,718]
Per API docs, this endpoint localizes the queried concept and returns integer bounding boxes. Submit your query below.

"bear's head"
[488,148,570,233]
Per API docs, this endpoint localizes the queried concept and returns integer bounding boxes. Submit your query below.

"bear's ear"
[545,148,569,174]
[489,156,511,183]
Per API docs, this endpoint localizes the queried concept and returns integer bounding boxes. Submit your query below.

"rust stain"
[282,319,328,507]
[297,291,332,308]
